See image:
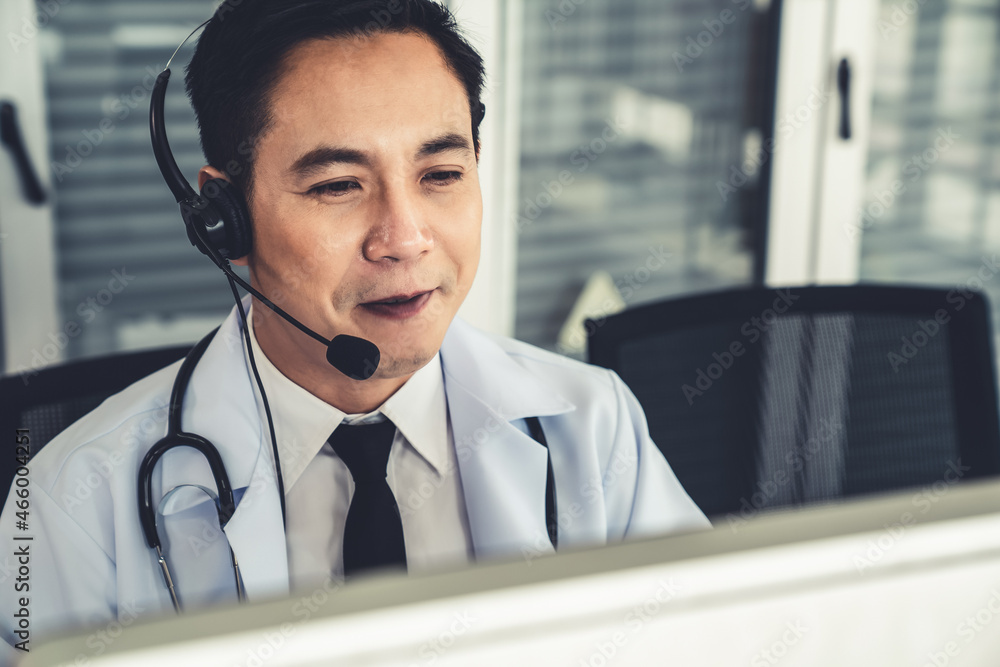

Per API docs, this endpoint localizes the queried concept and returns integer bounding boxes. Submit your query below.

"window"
[858,0,1000,344]
[38,0,233,360]
[514,0,777,355]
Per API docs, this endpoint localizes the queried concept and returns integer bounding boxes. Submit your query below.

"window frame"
[764,0,878,287]
[0,0,60,376]
[448,0,523,337]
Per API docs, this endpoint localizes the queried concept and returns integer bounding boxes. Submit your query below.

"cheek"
[249,195,355,291]
[447,196,483,283]
[463,226,482,282]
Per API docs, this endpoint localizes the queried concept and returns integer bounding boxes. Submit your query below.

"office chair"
[587,285,1000,520]
[0,345,191,498]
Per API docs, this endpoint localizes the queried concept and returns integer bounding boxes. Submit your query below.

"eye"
[308,180,360,197]
[423,171,463,185]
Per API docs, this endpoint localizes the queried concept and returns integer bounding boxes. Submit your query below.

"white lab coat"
[0,301,708,655]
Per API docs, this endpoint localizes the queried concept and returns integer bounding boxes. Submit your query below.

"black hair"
[184,0,485,202]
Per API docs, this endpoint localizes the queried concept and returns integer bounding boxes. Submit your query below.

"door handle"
[0,100,47,205]
[836,58,851,141]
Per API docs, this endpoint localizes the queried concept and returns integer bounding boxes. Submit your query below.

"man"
[0,0,708,653]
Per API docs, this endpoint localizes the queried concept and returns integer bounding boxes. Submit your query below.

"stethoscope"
[137,326,247,612]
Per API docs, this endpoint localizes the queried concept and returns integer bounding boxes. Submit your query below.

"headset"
[140,16,552,612]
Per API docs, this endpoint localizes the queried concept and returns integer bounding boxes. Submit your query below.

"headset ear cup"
[200,178,253,259]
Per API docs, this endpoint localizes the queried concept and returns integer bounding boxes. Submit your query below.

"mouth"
[359,290,435,320]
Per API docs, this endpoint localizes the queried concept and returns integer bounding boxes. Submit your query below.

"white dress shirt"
[243,307,474,589]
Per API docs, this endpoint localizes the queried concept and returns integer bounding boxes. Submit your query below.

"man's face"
[242,32,482,379]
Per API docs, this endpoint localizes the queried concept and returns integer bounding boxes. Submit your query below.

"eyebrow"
[290,146,371,178]
[289,132,474,179]
[415,132,473,160]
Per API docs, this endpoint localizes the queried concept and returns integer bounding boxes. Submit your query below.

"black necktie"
[328,419,407,577]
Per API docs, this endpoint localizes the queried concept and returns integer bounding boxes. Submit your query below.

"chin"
[367,320,449,371]
[370,349,437,380]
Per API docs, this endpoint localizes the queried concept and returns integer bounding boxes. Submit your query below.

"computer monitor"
[24,478,1000,666]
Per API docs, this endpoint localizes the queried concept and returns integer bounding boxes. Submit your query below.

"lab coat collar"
[440,318,576,421]
[440,318,576,561]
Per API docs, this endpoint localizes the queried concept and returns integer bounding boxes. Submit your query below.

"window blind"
[41,0,235,359]
[515,0,771,352]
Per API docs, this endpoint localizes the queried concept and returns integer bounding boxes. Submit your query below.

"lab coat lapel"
[220,436,290,601]
[441,319,575,562]
[157,299,290,601]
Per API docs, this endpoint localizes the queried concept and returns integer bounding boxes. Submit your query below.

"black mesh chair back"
[587,285,1000,520]
[0,345,191,498]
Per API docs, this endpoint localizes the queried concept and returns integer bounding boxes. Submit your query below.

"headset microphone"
[150,68,380,381]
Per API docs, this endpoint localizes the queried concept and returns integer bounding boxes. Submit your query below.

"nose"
[362,185,434,263]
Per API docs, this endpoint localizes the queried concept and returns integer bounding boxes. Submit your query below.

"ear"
[197,165,250,266]
[197,165,228,190]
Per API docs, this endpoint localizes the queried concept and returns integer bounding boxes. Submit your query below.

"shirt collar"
[244,307,450,491]
[379,349,450,476]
